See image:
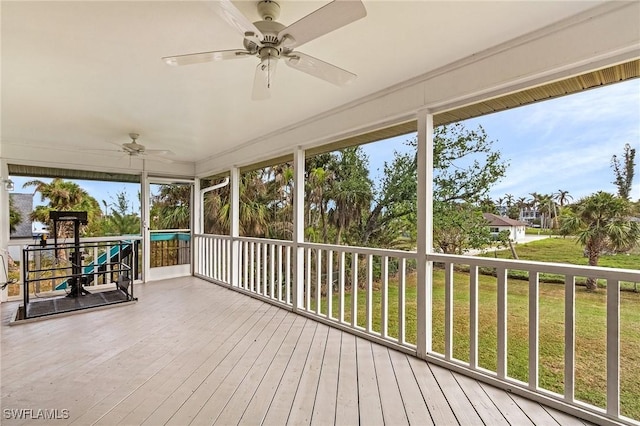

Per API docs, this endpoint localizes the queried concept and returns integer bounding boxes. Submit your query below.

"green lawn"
[480,237,640,290]
[315,269,640,420]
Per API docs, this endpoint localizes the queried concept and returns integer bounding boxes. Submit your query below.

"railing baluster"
[257,243,263,294]
[286,245,291,305]
[607,278,620,418]
[277,244,282,302]
[497,266,508,379]
[351,252,358,328]
[529,271,539,390]
[339,251,345,323]
[216,238,221,280]
[469,264,478,370]
[398,257,406,345]
[243,241,249,289]
[327,250,333,320]
[564,274,575,403]
[263,242,268,297]
[381,255,389,338]
[316,248,322,315]
[366,254,373,333]
[306,248,312,311]
[249,242,255,292]
[444,261,453,361]
[269,243,275,298]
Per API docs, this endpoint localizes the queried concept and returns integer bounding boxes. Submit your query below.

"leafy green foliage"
[8,196,21,233]
[22,178,102,238]
[560,191,640,289]
[611,143,636,200]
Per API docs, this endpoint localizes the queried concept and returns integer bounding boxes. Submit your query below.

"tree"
[560,191,640,290]
[9,196,22,233]
[553,189,573,207]
[326,148,371,245]
[151,184,191,230]
[96,190,140,236]
[433,203,494,254]
[357,123,507,253]
[23,178,102,238]
[611,143,636,200]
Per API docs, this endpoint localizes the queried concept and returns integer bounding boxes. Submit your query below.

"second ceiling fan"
[162,0,367,100]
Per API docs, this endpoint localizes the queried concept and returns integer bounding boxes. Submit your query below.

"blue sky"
[10,79,640,213]
[363,78,640,202]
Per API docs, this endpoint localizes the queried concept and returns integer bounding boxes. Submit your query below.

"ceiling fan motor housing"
[257,0,280,21]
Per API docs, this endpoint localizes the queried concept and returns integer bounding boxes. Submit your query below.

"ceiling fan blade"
[285,52,356,86]
[163,49,251,66]
[206,0,263,43]
[278,0,366,49]
[252,57,278,101]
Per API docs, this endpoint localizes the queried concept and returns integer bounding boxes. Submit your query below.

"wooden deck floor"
[1,277,590,425]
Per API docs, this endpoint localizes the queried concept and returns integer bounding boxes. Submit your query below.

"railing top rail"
[9,235,141,247]
[150,229,190,233]
[298,241,419,258]
[429,252,640,282]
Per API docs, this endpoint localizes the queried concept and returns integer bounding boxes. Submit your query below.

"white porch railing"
[194,234,640,426]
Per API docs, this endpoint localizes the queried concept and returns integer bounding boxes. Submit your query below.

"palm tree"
[151,184,191,230]
[560,191,640,290]
[553,189,573,207]
[23,178,102,238]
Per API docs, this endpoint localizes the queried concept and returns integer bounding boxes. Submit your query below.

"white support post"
[193,178,201,276]
[292,147,305,311]
[416,110,434,357]
[230,167,240,287]
[141,171,150,282]
[0,160,10,302]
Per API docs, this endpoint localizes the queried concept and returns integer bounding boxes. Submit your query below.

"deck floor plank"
[223,315,307,425]
[188,310,294,425]
[0,277,598,426]
[260,320,318,425]
[454,372,510,425]
[310,327,342,426]
[407,356,461,425]
[286,323,329,425]
[355,337,385,426]
[334,332,359,426]
[388,350,434,425]
[425,362,485,425]
[478,382,535,426]
[371,344,410,425]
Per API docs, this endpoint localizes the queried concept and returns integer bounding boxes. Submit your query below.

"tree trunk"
[586,249,599,291]
[508,240,518,260]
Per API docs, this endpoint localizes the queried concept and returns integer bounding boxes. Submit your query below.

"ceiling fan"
[162,0,367,100]
[110,133,174,163]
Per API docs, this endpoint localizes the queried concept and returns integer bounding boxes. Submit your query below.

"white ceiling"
[0,0,618,171]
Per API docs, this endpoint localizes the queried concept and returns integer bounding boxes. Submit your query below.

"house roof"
[9,193,33,238]
[483,213,528,228]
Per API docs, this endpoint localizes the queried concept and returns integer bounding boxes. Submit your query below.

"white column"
[141,171,150,283]
[416,110,434,357]
[192,178,200,277]
[292,147,305,310]
[230,167,240,287]
[0,160,10,302]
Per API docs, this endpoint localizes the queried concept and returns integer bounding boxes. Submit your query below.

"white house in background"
[483,213,528,242]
